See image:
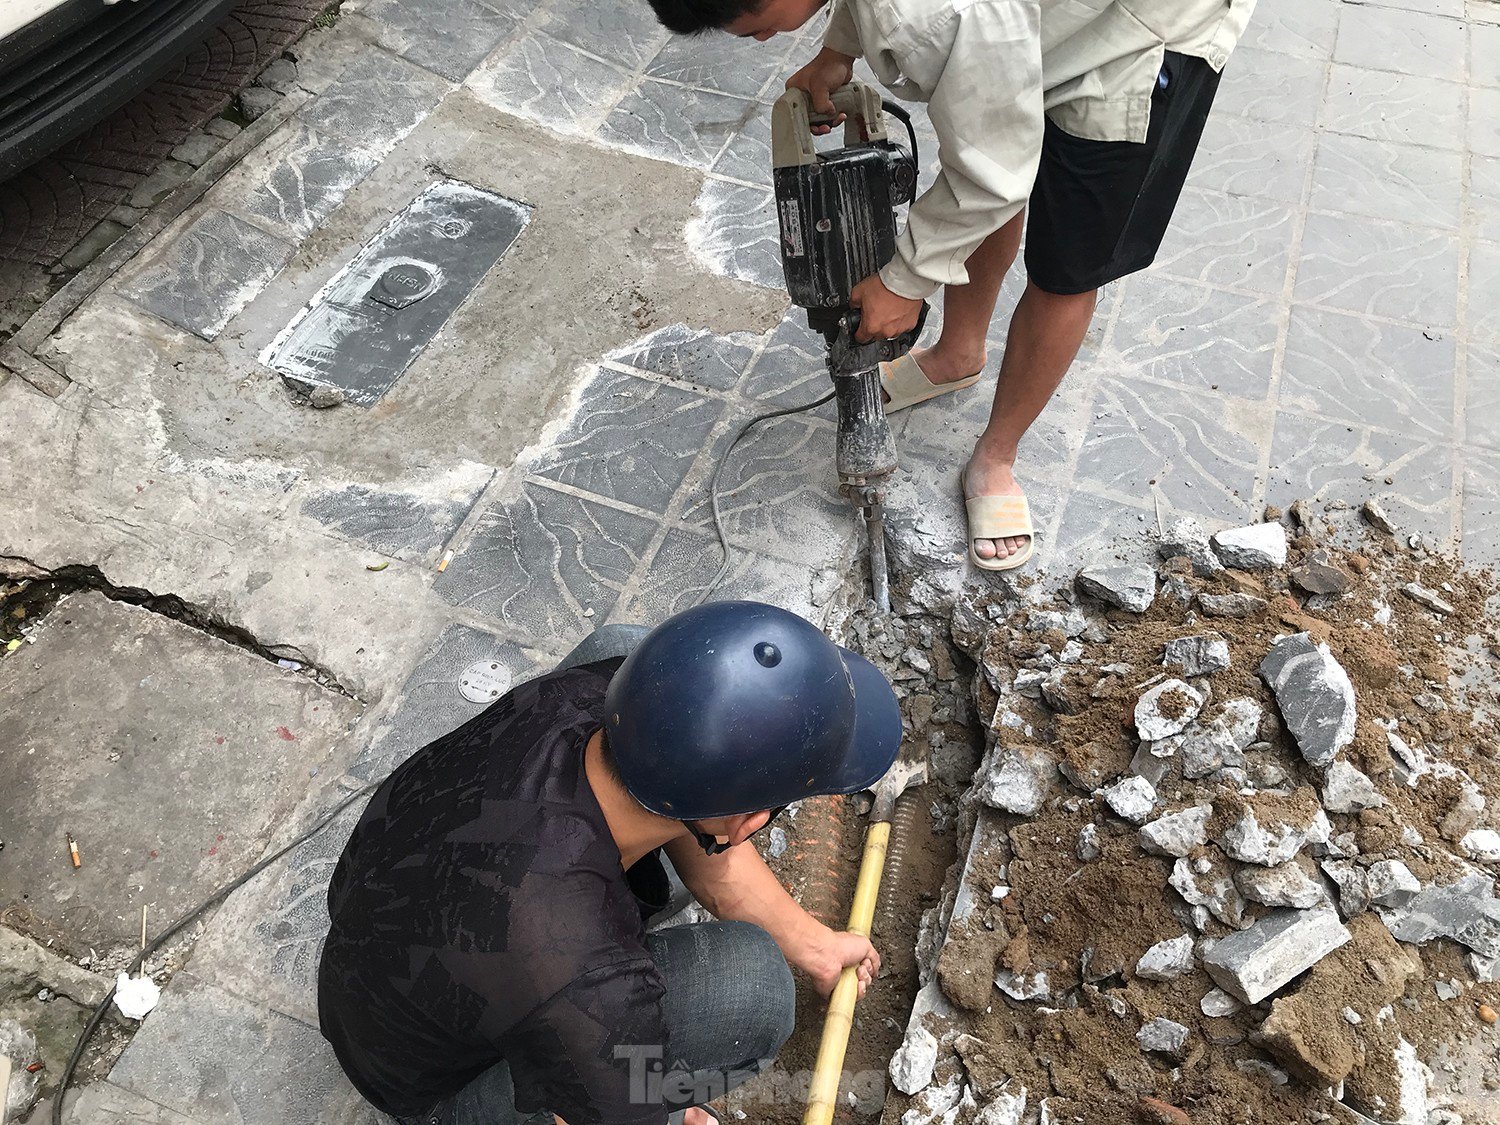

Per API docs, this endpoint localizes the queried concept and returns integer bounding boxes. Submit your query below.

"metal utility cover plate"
[458,658,512,703]
[262,181,530,405]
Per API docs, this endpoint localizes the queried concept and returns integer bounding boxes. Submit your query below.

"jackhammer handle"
[802,819,891,1125]
[772,83,889,168]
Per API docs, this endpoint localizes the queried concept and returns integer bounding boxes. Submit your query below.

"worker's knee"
[652,921,795,1063]
[722,922,796,1057]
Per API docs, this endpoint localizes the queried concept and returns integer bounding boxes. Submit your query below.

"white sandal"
[960,468,1036,572]
[879,353,982,414]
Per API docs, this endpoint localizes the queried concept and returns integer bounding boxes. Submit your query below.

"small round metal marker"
[458,659,510,703]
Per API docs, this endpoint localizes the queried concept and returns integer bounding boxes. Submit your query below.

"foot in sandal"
[879,345,985,413]
[962,455,1034,570]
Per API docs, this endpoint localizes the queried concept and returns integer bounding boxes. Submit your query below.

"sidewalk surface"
[1,0,1497,1119]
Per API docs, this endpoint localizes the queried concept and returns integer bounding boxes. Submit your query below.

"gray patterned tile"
[737,310,836,407]
[1073,376,1268,523]
[1280,306,1457,440]
[1462,447,1500,566]
[1214,46,1326,126]
[236,125,380,241]
[1107,274,1279,399]
[609,323,761,391]
[350,624,545,783]
[1466,339,1500,450]
[1475,22,1500,88]
[617,527,821,623]
[119,210,294,340]
[1333,4,1465,79]
[1474,88,1500,159]
[689,179,783,287]
[1151,189,1294,294]
[435,483,658,647]
[1188,115,1315,204]
[1374,0,1463,16]
[1239,0,1340,59]
[712,109,773,186]
[465,32,631,135]
[531,367,726,514]
[299,50,451,160]
[599,82,757,170]
[65,1081,198,1125]
[1319,65,1463,149]
[1267,411,1456,543]
[1473,155,1500,243]
[1472,240,1500,344]
[1048,486,1160,575]
[110,973,378,1125]
[1293,212,1459,327]
[678,411,851,564]
[1309,133,1462,229]
[300,465,495,562]
[540,0,669,69]
[361,0,519,81]
[645,32,791,99]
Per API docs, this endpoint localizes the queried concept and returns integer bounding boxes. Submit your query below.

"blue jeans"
[401,921,795,1125]
[556,622,651,671]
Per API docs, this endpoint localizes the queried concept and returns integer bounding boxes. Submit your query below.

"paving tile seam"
[1451,70,1477,541]
[596,359,840,425]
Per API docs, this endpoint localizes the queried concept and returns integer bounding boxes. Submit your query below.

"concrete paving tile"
[1239,0,1340,60]
[530,366,727,515]
[608,323,761,391]
[1151,190,1294,294]
[1267,411,1457,543]
[465,31,631,135]
[1333,4,1466,80]
[1473,88,1500,158]
[1047,487,1162,576]
[1377,0,1465,15]
[1293,212,1459,327]
[1462,446,1500,566]
[300,464,496,562]
[234,124,380,241]
[349,624,546,784]
[1471,240,1500,344]
[711,109,773,186]
[599,81,758,170]
[360,0,519,81]
[299,49,451,161]
[1187,115,1315,204]
[539,0,669,69]
[1213,46,1326,127]
[677,411,852,565]
[616,526,823,623]
[62,1080,199,1124]
[1309,133,1462,229]
[1319,65,1464,149]
[688,179,783,288]
[645,32,791,100]
[119,209,294,340]
[737,310,836,407]
[435,482,658,647]
[1280,306,1457,441]
[1107,274,1280,399]
[1473,156,1500,243]
[1475,22,1500,87]
[1466,339,1500,450]
[1073,376,1269,524]
[109,973,379,1125]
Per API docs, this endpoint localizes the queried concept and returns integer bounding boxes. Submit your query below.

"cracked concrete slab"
[0,592,361,958]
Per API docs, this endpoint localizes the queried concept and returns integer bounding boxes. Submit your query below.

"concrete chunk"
[1134,678,1205,741]
[1381,874,1500,959]
[1139,805,1213,857]
[1076,564,1156,613]
[1320,858,1372,919]
[1460,828,1500,862]
[1366,860,1421,908]
[1137,1017,1191,1059]
[1259,632,1357,766]
[1211,522,1287,569]
[889,1025,939,1095]
[1215,790,1331,866]
[1234,859,1327,909]
[1321,760,1383,813]
[1290,549,1355,595]
[1202,908,1351,1004]
[1136,934,1196,981]
[1200,988,1242,1017]
[1198,592,1267,618]
[1171,855,1247,928]
[1103,775,1158,824]
[975,747,1056,816]
[1400,582,1454,616]
[1163,633,1230,676]
[1158,516,1224,577]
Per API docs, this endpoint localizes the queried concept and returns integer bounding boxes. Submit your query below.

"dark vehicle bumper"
[0,0,242,182]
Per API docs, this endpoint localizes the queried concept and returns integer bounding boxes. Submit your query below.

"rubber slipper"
[960,468,1036,572]
[879,353,982,414]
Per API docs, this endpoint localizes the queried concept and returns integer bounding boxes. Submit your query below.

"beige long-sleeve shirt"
[822,0,1256,299]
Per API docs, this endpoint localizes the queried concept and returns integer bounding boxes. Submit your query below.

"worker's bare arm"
[664,836,878,998]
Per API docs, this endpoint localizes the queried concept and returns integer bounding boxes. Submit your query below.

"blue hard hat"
[602,601,902,820]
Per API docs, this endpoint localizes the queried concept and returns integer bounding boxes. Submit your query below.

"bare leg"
[884,211,1024,395]
[966,282,1098,561]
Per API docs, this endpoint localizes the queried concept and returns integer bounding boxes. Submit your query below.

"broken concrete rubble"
[1234,858,1327,909]
[1321,760,1383,813]
[1259,633,1357,766]
[1198,591,1268,618]
[1214,790,1332,866]
[1202,908,1351,1004]
[1137,1016,1191,1058]
[1134,678,1206,740]
[976,747,1056,816]
[1400,582,1455,616]
[1291,548,1355,595]
[1380,874,1500,959]
[1163,632,1230,676]
[1365,861,1421,909]
[1460,828,1500,862]
[1136,934,1196,980]
[1138,804,1213,857]
[890,1025,940,1095]
[1211,522,1288,570]
[1158,515,1225,577]
[1076,564,1156,613]
[1170,853,1248,928]
[1103,775,1158,824]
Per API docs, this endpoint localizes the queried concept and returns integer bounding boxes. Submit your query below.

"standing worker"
[318,601,900,1125]
[647,0,1253,571]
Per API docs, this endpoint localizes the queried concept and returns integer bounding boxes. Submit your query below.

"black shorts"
[1025,50,1222,295]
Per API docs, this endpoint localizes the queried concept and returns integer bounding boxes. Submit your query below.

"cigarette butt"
[437,550,454,574]
[66,833,80,869]
[26,1061,43,1073]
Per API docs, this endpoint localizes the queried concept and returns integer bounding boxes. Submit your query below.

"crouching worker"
[318,601,901,1125]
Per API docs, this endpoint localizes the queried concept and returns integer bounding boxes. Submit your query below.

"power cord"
[48,381,834,1119]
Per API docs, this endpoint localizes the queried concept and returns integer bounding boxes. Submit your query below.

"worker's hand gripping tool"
[771,82,927,611]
